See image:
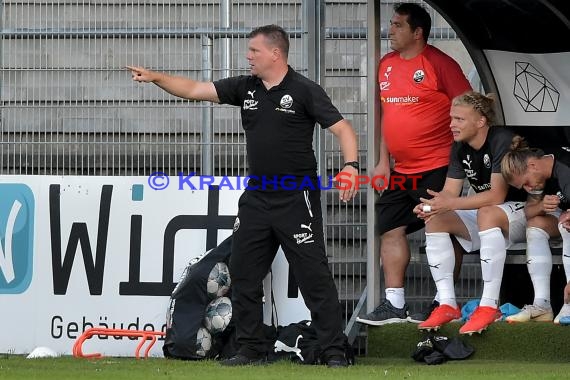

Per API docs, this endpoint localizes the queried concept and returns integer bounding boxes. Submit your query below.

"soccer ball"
[206,262,231,299]
[195,326,212,358]
[204,296,232,334]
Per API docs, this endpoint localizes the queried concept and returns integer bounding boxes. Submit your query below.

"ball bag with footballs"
[163,235,233,359]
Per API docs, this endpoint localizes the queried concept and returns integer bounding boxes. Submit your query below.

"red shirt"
[380,45,472,174]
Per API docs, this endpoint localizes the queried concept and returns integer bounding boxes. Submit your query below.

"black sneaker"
[326,355,348,368]
[408,300,440,323]
[355,299,410,326]
[220,353,267,366]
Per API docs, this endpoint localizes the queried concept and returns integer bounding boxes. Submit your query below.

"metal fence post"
[201,35,213,175]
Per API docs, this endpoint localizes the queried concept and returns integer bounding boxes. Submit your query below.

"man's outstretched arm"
[126,66,220,103]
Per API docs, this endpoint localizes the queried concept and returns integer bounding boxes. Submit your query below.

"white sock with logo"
[385,287,405,309]
[425,232,457,308]
[479,227,506,308]
[559,223,570,282]
[526,227,552,308]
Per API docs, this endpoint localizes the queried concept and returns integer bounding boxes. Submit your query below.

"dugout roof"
[425,0,570,146]
[427,0,570,53]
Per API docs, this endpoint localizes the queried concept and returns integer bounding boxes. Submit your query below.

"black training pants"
[230,189,345,359]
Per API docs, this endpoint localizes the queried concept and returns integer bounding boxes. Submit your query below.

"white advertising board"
[484,50,570,126]
[0,175,309,356]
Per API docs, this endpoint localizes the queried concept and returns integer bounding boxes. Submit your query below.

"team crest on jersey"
[276,94,295,114]
[280,94,293,108]
[483,154,491,168]
[413,69,425,83]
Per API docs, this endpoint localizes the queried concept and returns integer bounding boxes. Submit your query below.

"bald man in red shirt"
[357,2,472,326]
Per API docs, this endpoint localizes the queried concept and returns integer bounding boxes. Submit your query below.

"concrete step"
[0,153,252,175]
[2,1,305,31]
[329,258,367,277]
[1,103,245,133]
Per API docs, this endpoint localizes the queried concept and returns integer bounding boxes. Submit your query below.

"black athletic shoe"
[409,300,440,323]
[326,355,348,368]
[355,299,410,326]
[220,353,267,366]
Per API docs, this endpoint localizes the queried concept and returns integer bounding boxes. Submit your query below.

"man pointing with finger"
[128,24,358,367]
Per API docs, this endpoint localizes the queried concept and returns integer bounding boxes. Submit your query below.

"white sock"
[425,233,457,308]
[385,287,405,309]
[434,291,441,304]
[526,227,552,308]
[479,227,506,308]
[560,223,570,282]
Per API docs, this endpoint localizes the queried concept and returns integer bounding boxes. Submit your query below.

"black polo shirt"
[213,66,343,190]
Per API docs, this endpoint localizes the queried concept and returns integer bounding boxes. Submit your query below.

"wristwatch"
[344,161,360,170]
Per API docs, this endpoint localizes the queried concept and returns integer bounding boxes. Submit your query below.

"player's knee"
[527,214,559,231]
[477,206,507,229]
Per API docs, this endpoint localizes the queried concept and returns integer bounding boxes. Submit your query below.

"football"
[195,326,212,358]
[204,296,232,334]
[206,262,231,299]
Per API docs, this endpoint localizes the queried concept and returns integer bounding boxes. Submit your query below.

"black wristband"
[344,161,359,170]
